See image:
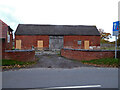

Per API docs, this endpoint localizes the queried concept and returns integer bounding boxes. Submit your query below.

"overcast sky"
[0,0,119,41]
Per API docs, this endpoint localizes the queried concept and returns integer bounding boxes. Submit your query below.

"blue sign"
[113,21,119,36]
[113,21,119,31]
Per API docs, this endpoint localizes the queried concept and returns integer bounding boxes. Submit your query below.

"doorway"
[49,36,63,50]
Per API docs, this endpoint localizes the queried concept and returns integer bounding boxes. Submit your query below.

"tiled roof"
[15,24,100,36]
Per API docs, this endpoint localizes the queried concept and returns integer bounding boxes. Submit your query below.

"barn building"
[15,24,100,50]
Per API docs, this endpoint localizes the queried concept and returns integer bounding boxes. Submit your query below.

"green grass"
[101,47,120,50]
[1,59,36,66]
[81,58,119,67]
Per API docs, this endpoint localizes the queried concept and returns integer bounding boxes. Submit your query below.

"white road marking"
[28,85,101,90]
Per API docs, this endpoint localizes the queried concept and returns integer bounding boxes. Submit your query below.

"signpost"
[113,21,119,59]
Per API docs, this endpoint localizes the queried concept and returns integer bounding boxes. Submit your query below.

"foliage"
[98,28,111,40]
[109,41,115,44]
[100,39,109,43]
[1,59,36,66]
[102,33,111,40]
[100,47,120,50]
[11,46,15,50]
[117,35,120,46]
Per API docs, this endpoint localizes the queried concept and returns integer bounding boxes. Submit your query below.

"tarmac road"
[32,54,95,68]
[2,67,118,89]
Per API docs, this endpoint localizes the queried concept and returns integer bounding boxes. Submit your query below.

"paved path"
[2,67,118,88]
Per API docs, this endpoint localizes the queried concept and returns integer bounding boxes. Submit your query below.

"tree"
[98,28,112,40]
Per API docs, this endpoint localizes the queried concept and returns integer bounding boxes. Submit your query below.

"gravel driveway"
[31,54,95,68]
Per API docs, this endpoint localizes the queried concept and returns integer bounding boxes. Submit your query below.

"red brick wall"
[15,35,100,50]
[1,20,8,38]
[5,50,35,62]
[64,35,100,49]
[15,35,49,49]
[0,20,13,50]
[61,48,120,61]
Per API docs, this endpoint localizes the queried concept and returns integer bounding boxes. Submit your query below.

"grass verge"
[81,58,119,67]
[101,47,120,50]
[1,59,36,70]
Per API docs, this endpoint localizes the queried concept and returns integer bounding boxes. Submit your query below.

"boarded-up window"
[16,40,21,49]
[37,40,43,50]
[84,41,89,49]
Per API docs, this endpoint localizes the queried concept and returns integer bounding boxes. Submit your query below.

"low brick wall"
[61,48,120,61]
[5,50,35,62]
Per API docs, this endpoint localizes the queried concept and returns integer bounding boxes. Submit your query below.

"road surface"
[2,67,118,89]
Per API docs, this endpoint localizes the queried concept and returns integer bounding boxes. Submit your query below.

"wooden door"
[49,36,63,50]
[16,40,21,49]
[84,41,89,49]
[37,40,43,50]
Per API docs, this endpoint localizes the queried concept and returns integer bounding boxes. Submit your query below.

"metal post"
[115,35,117,59]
